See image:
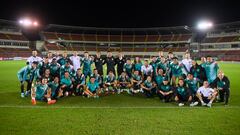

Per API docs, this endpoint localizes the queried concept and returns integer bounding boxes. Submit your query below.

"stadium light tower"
[197,20,213,30]
[18,17,39,28]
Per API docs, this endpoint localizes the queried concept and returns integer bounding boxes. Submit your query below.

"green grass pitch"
[0,60,240,135]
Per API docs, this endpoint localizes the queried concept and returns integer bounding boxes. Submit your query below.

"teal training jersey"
[160,84,172,92]
[105,75,116,83]
[185,78,199,93]
[61,77,72,87]
[35,84,48,100]
[132,74,142,81]
[87,82,99,92]
[74,74,85,85]
[143,80,154,88]
[133,62,142,71]
[118,75,130,82]
[48,82,59,97]
[205,62,219,83]
[155,74,165,87]
[82,58,93,71]
[124,63,133,75]
[175,86,189,97]
[170,63,182,77]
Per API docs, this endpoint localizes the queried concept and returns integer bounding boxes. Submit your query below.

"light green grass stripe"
[0,105,239,109]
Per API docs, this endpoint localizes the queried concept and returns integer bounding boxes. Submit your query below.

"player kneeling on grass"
[103,71,117,94]
[73,68,86,96]
[31,78,56,105]
[141,76,156,98]
[47,76,60,100]
[131,70,142,94]
[196,81,217,108]
[185,73,200,107]
[211,70,230,105]
[117,72,132,94]
[157,78,173,103]
[59,71,74,97]
[83,77,100,98]
[174,79,192,107]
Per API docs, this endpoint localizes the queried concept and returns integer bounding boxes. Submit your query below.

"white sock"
[209,101,212,104]
[47,98,51,101]
[32,97,35,100]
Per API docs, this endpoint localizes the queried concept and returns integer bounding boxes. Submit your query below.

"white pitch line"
[0,105,240,109]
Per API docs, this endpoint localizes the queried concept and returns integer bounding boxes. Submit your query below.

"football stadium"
[0,1,240,135]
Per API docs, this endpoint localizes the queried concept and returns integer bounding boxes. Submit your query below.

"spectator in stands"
[93,51,105,76]
[27,50,42,65]
[70,51,82,72]
[104,51,116,75]
[211,70,230,105]
[115,52,126,76]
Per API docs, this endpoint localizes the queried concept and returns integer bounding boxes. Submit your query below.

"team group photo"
[0,0,240,135]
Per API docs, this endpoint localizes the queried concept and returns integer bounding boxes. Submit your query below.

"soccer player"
[105,51,116,75]
[185,73,200,107]
[27,50,43,65]
[200,57,207,69]
[59,71,74,97]
[141,60,153,80]
[48,76,60,99]
[181,52,192,78]
[190,60,207,86]
[38,57,51,76]
[131,70,142,94]
[141,76,156,98]
[170,57,183,86]
[150,56,159,79]
[123,58,133,78]
[115,52,126,76]
[70,51,82,72]
[40,68,53,82]
[31,78,56,105]
[157,56,167,74]
[73,68,86,96]
[196,81,217,107]
[211,71,230,105]
[90,69,103,88]
[174,79,192,106]
[133,57,142,73]
[59,60,75,79]
[205,56,219,84]
[157,78,173,102]
[103,71,117,94]
[17,61,38,97]
[49,58,60,78]
[93,51,105,76]
[82,52,93,78]
[117,72,131,94]
[154,68,166,89]
[57,52,71,66]
[47,52,53,63]
[83,77,100,98]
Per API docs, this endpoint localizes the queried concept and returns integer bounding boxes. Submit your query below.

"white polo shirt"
[27,56,43,65]
[141,65,153,76]
[197,86,215,97]
[181,58,192,72]
[70,55,82,71]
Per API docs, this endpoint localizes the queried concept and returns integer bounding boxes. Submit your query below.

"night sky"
[0,0,240,28]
